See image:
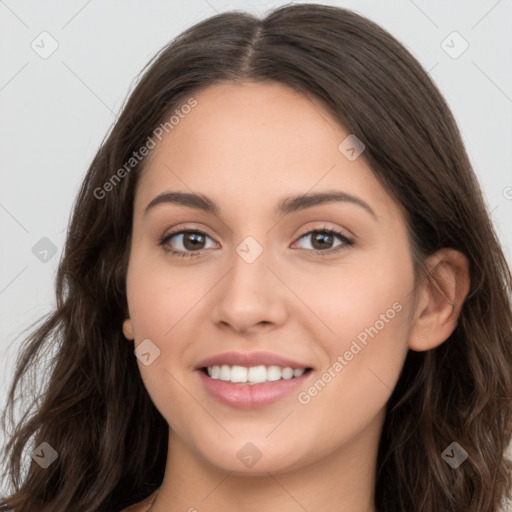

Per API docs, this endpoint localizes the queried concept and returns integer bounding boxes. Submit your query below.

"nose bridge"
[211,232,287,331]
[227,233,271,299]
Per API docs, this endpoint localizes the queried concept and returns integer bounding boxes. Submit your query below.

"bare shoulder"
[119,489,158,512]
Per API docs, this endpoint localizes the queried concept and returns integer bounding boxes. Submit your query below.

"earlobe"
[408,249,470,352]
[123,319,134,340]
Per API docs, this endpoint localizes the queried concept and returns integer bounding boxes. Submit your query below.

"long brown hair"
[2,4,511,511]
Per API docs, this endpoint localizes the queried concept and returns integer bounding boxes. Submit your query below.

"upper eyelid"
[291,228,353,249]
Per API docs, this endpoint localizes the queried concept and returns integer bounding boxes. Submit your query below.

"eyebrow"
[144,190,377,219]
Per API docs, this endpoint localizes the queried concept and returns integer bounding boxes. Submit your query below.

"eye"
[159,226,354,259]
[159,230,218,257]
[293,227,354,255]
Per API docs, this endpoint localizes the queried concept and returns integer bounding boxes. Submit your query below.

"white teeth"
[206,364,308,384]
[266,365,282,382]
[281,367,294,379]
[230,365,247,383]
[219,365,230,381]
[248,365,267,383]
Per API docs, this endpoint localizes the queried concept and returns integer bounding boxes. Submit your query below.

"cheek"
[290,245,414,405]
[125,253,204,337]
[124,253,213,393]
[289,247,413,348]
[124,256,203,424]
[290,280,411,455]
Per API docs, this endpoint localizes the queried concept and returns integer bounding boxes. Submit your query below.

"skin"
[121,81,470,512]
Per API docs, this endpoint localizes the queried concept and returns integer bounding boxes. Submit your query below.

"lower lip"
[197,369,313,409]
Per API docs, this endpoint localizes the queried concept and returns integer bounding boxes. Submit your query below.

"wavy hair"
[1,4,511,511]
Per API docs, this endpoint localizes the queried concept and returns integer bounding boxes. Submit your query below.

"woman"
[1,4,511,511]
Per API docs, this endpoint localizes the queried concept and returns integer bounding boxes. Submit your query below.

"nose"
[211,241,288,335]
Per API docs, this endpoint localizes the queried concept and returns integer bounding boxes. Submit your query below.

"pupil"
[184,233,204,250]
[313,232,332,250]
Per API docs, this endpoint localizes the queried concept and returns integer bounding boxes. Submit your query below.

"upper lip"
[194,351,313,370]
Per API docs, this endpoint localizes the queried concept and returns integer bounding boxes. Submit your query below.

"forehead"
[135,81,399,222]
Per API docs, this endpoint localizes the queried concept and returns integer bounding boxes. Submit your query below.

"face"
[123,81,418,474]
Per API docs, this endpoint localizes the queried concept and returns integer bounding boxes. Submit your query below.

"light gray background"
[1,0,511,507]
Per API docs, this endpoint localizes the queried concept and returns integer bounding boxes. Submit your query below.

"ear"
[409,248,470,352]
[123,318,134,340]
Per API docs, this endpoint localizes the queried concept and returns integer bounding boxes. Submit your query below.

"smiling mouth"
[199,365,314,385]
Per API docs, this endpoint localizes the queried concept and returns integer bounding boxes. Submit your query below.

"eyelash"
[158,226,355,259]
